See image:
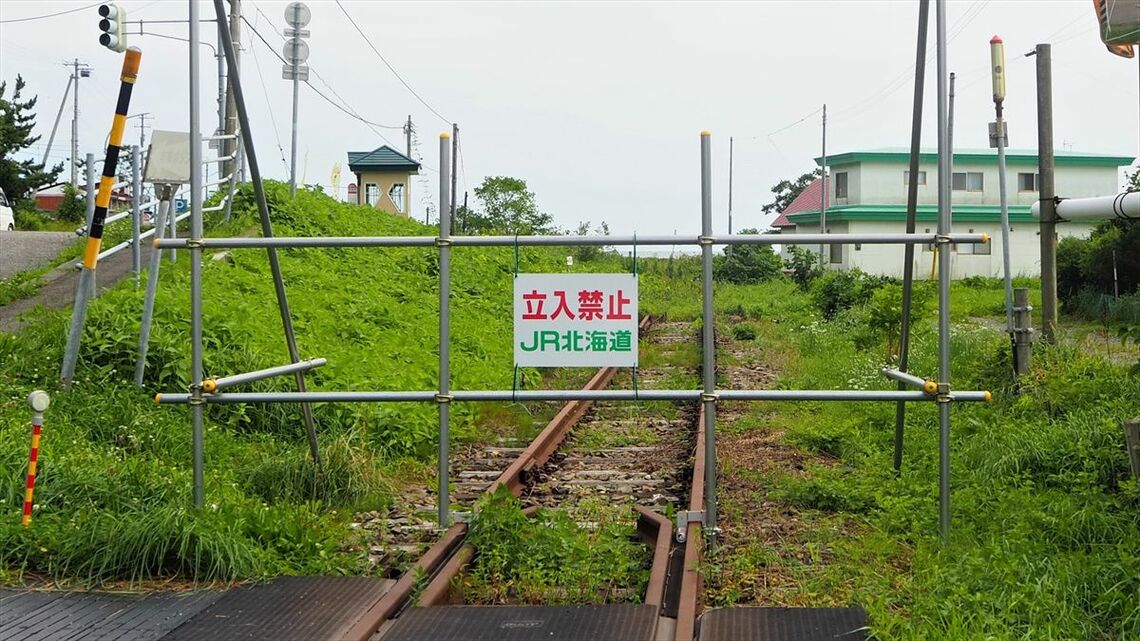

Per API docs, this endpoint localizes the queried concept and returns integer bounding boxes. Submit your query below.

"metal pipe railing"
[201,358,326,393]
[155,388,992,405]
[76,210,192,267]
[882,367,937,394]
[155,232,990,250]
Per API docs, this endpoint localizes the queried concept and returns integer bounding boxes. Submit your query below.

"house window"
[388,183,405,213]
[904,170,927,185]
[365,183,379,206]
[956,228,991,255]
[951,171,984,192]
[1018,173,1038,192]
[834,172,848,199]
[829,240,842,264]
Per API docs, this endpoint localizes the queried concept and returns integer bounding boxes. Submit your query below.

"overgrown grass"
[462,487,649,604]
[701,273,1140,639]
[0,182,579,584]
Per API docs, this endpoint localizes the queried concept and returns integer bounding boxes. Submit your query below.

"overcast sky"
[2,1,1137,237]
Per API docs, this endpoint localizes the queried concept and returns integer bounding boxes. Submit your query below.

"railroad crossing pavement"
[0,582,867,640]
[0,231,75,280]
[0,577,394,641]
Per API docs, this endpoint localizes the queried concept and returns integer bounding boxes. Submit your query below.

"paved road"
[0,231,76,279]
[0,242,158,334]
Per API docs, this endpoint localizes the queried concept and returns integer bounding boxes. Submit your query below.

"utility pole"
[133,112,151,150]
[284,2,311,197]
[990,36,1015,366]
[1034,43,1058,342]
[405,115,413,157]
[450,123,458,230]
[42,74,74,169]
[819,103,827,266]
[69,59,92,188]
[728,136,734,236]
[222,0,241,181]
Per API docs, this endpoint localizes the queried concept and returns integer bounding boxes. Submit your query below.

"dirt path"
[705,317,845,606]
[0,244,158,334]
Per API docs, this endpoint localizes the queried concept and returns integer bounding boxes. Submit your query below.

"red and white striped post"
[22,391,50,527]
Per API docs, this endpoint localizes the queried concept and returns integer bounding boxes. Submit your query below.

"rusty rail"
[674,404,706,641]
[345,317,654,639]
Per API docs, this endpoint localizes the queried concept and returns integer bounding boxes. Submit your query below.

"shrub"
[732,323,758,341]
[714,231,784,285]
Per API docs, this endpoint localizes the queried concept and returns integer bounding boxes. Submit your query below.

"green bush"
[713,229,784,285]
[464,487,649,604]
[809,269,893,320]
[732,323,758,341]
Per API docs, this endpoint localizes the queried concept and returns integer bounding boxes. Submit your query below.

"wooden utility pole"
[222,0,242,180]
[1035,43,1058,342]
[1124,418,1140,480]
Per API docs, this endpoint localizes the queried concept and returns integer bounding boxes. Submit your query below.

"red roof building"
[769,176,827,230]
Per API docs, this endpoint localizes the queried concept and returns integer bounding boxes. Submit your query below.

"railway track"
[344,317,709,641]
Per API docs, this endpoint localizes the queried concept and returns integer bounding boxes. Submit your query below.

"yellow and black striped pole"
[61,47,142,386]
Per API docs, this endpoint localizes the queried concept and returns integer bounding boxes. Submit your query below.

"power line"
[247,30,290,173]
[766,107,823,138]
[246,6,403,130]
[241,14,401,149]
[333,0,452,125]
[0,2,101,24]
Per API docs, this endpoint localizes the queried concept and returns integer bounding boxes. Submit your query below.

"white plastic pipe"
[1031,192,1139,221]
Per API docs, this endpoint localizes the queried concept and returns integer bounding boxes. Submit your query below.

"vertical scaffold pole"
[438,132,452,528]
[60,52,142,388]
[131,144,142,283]
[700,130,717,535]
[894,0,930,472]
[212,0,321,471]
[84,153,96,233]
[935,0,953,541]
[189,0,205,508]
[135,187,171,386]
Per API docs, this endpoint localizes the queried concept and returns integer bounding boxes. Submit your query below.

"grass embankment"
[0,183,585,585]
[641,260,1139,640]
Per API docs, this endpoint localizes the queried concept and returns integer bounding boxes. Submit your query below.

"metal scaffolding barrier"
[153,0,983,540]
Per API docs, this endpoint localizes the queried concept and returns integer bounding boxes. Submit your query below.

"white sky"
[1,1,1137,236]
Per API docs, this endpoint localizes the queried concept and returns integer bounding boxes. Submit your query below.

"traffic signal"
[98,4,127,53]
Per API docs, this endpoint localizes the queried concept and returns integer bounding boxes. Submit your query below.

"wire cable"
[247,30,290,173]
[0,2,102,23]
[241,14,401,149]
[246,6,403,130]
[333,0,452,125]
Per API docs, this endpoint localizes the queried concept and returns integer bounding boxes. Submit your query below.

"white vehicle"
[0,187,15,231]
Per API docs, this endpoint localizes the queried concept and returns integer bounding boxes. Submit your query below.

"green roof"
[816,147,1134,168]
[786,203,1037,225]
[347,145,420,172]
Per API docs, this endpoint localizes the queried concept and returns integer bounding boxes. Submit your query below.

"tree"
[761,168,820,215]
[573,220,610,262]
[713,228,783,284]
[467,176,557,235]
[0,75,61,202]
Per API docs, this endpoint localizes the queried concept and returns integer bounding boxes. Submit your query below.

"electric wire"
[247,29,290,173]
[246,5,403,130]
[333,0,452,125]
[0,2,102,24]
[241,14,402,149]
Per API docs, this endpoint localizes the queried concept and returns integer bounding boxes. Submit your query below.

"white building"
[770,148,1134,278]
